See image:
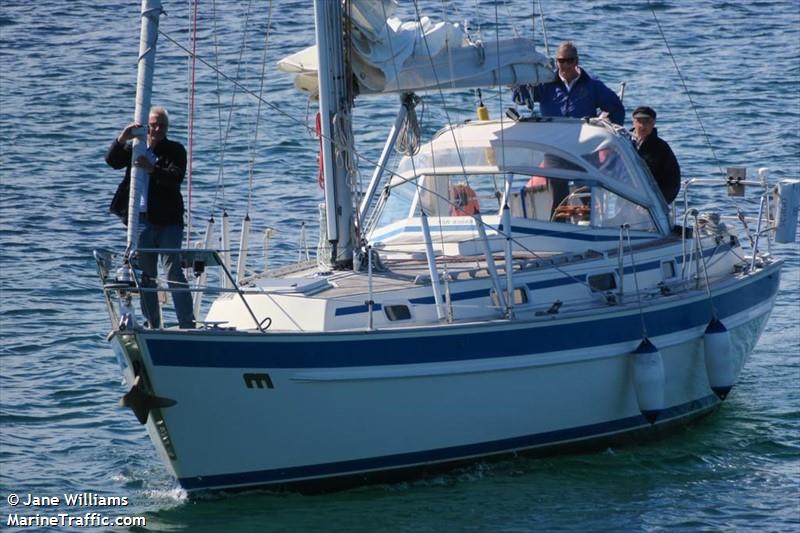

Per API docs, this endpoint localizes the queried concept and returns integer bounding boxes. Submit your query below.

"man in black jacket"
[631,106,681,204]
[106,107,194,329]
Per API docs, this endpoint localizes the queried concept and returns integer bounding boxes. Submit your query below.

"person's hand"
[117,122,141,144]
[134,154,155,173]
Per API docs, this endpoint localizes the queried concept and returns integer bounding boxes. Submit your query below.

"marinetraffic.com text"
[5,492,146,528]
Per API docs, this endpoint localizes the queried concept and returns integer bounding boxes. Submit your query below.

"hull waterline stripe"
[176,394,718,491]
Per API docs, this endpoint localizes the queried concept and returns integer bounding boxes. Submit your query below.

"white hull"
[111,263,780,492]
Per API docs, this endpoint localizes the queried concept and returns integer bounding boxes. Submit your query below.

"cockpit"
[366,118,671,255]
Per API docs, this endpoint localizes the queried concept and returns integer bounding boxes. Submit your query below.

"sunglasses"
[556,57,577,64]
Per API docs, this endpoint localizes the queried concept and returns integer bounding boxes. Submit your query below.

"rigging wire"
[647,1,757,250]
[185,0,199,247]
[246,0,276,216]
[648,1,723,178]
[492,0,509,205]
[377,0,425,223]
[692,213,721,320]
[624,225,650,339]
[410,0,480,257]
[470,0,482,42]
[158,30,311,137]
[538,0,550,58]
[210,0,225,212]
[211,0,255,215]
[339,0,364,240]
[503,0,518,38]
[431,0,472,286]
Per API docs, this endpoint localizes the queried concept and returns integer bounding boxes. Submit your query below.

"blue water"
[1,1,799,531]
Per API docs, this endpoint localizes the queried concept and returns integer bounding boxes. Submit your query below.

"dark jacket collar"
[559,68,592,87]
[631,127,660,146]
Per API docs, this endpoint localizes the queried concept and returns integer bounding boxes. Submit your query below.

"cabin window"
[416,174,504,217]
[491,287,529,306]
[397,147,498,175]
[374,179,417,228]
[397,145,587,176]
[384,305,412,321]
[591,187,657,232]
[661,260,677,280]
[588,272,617,292]
[582,146,641,193]
[509,176,574,222]
[416,172,594,220]
[495,147,587,173]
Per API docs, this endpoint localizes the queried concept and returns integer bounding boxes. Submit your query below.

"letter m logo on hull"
[243,373,274,389]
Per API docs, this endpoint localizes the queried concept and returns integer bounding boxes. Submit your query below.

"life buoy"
[450,184,479,216]
[526,175,548,191]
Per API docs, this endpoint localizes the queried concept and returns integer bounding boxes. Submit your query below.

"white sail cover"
[277,0,554,96]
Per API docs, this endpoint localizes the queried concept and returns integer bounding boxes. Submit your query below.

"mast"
[125,0,163,252]
[313,0,356,269]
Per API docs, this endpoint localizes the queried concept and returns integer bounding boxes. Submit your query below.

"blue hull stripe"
[335,302,383,316]
[374,224,654,243]
[146,267,779,369]
[500,224,652,242]
[409,287,489,305]
[177,394,718,491]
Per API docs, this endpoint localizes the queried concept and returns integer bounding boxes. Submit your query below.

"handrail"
[96,248,266,332]
[680,175,773,269]
[751,196,766,272]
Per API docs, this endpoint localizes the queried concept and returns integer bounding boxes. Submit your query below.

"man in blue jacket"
[514,41,624,125]
[514,42,624,216]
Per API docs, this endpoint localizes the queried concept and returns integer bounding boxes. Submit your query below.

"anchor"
[120,375,176,424]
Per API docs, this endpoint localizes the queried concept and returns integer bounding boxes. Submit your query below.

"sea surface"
[1,1,798,531]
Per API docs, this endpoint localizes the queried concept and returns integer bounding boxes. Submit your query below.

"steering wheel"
[551,186,591,224]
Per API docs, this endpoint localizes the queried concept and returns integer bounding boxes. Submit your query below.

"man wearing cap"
[631,106,681,204]
[513,41,625,125]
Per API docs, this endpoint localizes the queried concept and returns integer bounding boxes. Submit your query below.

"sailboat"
[94,0,800,493]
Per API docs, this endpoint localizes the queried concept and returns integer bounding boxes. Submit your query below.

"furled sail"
[277,0,554,96]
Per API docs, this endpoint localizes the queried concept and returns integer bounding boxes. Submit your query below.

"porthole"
[661,260,677,280]
[491,287,529,306]
[384,305,411,321]
[587,272,617,292]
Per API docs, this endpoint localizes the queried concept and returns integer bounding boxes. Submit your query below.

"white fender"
[704,318,734,400]
[632,338,665,424]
